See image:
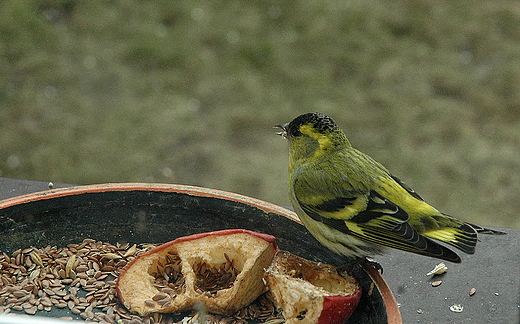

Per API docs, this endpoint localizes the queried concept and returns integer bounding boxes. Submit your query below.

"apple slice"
[116,229,277,316]
[265,251,362,324]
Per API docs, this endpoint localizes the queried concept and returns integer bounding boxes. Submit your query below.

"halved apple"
[116,229,278,315]
[265,251,362,324]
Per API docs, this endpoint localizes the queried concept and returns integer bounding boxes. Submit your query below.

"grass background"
[1,0,519,229]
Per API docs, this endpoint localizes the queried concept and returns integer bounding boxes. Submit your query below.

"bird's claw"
[337,257,383,276]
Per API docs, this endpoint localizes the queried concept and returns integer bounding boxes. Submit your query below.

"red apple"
[116,229,278,316]
[265,251,362,324]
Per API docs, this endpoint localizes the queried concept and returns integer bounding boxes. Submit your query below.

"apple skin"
[319,291,363,324]
[116,229,278,315]
[265,251,362,324]
[169,228,277,247]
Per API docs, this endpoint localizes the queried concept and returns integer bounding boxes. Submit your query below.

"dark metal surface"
[0,177,518,323]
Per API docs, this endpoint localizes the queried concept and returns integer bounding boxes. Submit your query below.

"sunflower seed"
[29,251,44,267]
[123,245,138,258]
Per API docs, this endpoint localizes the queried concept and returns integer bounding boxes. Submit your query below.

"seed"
[43,288,55,296]
[101,266,114,272]
[29,251,44,267]
[159,300,172,308]
[24,256,33,268]
[65,255,76,278]
[469,288,476,296]
[160,287,176,296]
[449,304,464,313]
[85,309,95,319]
[224,253,231,263]
[152,293,168,301]
[40,297,53,307]
[263,319,285,324]
[100,253,121,260]
[7,285,22,292]
[144,300,155,307]
[431,280,442,287]
[115,260,127,268]
[54,290,67,297]
[123,245,138,258]
[426,262,448,276]
[17,296,32,305]
[57,269,66,279]
[93,281,105,288]
[76,264,88,273]
[13,290,28,298]
[24,305,37,315]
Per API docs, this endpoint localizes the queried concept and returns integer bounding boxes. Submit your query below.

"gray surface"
[377,229,519,323]
[0,178,72,199]
[0,177,519,323]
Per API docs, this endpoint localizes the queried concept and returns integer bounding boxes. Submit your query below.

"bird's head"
[276,112,350,164]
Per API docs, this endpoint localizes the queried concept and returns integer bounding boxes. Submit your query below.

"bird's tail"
[422,222,477,254]
[468,223,506,235]
[424,220,505,256]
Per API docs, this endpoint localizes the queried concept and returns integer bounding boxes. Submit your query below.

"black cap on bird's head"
[275,112,341,139]
[275,113,350,161]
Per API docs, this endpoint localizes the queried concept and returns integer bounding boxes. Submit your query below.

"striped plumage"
[278,112,504,263]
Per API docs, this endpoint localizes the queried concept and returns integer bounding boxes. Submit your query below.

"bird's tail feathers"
[467,223,506,235]
[349,222,463,263]
[423,223,477,254]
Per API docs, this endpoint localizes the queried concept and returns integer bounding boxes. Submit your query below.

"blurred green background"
[1,0,519,229]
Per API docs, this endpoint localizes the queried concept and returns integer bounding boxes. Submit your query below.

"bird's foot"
[337,257,383,276]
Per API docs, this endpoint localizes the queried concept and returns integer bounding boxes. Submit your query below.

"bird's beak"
[274,122,288,138]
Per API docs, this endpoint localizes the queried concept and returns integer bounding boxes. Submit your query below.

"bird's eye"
[289,126,302,137]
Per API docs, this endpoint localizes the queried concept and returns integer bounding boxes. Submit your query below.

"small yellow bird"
[277,112,504,266]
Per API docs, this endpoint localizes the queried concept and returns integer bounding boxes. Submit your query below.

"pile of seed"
[0,238,282,324]
[193,253,240,296]
[149,250,185,305]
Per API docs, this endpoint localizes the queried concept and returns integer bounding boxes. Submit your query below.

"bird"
[276,112,505,269]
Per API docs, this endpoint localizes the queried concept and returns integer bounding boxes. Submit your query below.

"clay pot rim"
[0,182,402,324]
[0,183,297,221]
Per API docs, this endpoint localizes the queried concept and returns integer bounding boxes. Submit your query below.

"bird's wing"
[386,174,479,254]
[297,190,463,262]
[390,175,424,201]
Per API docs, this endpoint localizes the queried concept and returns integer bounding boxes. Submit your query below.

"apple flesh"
[265,251,362,324]
[116,229,278,316]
